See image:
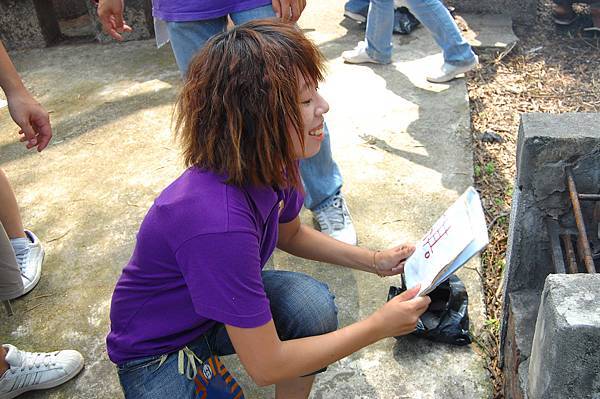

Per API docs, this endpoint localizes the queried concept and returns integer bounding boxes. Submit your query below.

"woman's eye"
[301,99,312,105]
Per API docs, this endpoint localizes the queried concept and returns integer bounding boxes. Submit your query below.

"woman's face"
[290,76,330,159]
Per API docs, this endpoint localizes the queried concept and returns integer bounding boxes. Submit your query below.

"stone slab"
[459,13,519,50]
[52,0,88,20]
[516,113,600,196]
[0,0,61,50]
[501,113,600,365]
[446,0,536,25]
[528,274,600,399]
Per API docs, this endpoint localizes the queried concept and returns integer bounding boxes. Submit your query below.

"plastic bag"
[393,7,421,35]
[387,275,471,346]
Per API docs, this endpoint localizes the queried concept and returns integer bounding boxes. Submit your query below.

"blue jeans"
[117,271,338,398]
[346,0,476,65]
[165,5,343,210]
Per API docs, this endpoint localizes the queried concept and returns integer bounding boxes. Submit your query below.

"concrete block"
[516,113,600,198]
[85,0,154,44]
[503,184,554,294]
[446,0,536,25]
[501,113,600,389]
[459,13,519,51]
[517,359,529,399]
[52,0,87,20]
[0,0,61,50]
[528,274,600,399]
[503,290,540,399]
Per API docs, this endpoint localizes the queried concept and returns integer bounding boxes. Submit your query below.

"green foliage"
[485,318,500,334]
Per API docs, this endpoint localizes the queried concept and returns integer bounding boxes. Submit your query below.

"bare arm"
[277,216,415,276]
[227,285,430,386]
[0,41,52,151]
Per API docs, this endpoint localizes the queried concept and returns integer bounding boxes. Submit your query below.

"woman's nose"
[316,93,329,116]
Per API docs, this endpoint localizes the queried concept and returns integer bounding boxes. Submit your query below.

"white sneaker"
[12,230,44,296]
[426,55,479,83]
[342,42,386,64]
[314,193,357,245]
[343,9,367,23]
[0,344,84,399]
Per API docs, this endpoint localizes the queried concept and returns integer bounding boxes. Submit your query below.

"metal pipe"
[546,218,566,274]
[578,194,600,201]
[561,234,579,274]
[566,169,596,273]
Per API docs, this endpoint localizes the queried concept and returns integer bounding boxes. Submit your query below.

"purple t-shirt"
[106,168,303,365]
[153,0,272,21]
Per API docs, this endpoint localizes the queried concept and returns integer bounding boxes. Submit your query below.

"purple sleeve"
[174,232,272,328]
[279,187,304,223]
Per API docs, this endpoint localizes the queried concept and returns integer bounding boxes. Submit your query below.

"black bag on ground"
[393,7,421,35]
[387,275,471,346]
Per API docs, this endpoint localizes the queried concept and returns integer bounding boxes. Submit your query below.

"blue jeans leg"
[345,0,370,13]
[232,6,345,211]
[300,123,343,210]
[364,0,395,63]
[229,3,276,23]
[166,18,227,78]
[405,0,476,65]
[166,4,277,77]
[117,271,338,398]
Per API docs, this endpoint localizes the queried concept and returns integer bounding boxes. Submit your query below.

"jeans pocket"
[117,354,166,375]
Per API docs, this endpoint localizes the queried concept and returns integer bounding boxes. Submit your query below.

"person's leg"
[405,0,475,66]
[0,169,44,299]
[364,0,395,63]
[342,0,394,64]
[344,0,371,22]
[589,1,600,28]
[232,5,355,243]
[300,124,342,210]
[229,3,276,23]
[0,346,7,377]
[301,125,356,245]
[552,0,576,24]
[208,270,338,398]
[0,225,23,302]
[0,170,25,240]
[117,351,199,398]
[166,18,228,78]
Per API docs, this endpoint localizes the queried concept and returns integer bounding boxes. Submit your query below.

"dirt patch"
[464,1,600,397]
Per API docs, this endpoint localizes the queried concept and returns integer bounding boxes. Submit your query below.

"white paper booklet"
[404,187,489,296]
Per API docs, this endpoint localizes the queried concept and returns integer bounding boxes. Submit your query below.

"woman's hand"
[373,242,415,277]
[7,89,52,151]
[370,285,431,338]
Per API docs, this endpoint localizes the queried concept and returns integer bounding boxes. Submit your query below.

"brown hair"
[174,20,326,188]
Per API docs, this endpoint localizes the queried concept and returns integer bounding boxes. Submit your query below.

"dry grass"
[464,2,600,397]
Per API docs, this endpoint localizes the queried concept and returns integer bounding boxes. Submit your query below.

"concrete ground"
[0,1,496,398]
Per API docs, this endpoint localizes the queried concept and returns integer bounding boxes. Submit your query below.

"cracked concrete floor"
[0,1,492,397]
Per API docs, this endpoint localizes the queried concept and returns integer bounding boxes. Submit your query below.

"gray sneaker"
[313,193,357,245]
[12,230,44,296]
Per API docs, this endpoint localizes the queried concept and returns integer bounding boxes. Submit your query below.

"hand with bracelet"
[372,243,415,277]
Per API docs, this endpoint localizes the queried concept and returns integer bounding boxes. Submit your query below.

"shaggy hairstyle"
[174,20,326,188]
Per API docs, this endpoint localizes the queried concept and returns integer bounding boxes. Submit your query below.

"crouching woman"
[106,20,430,399]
